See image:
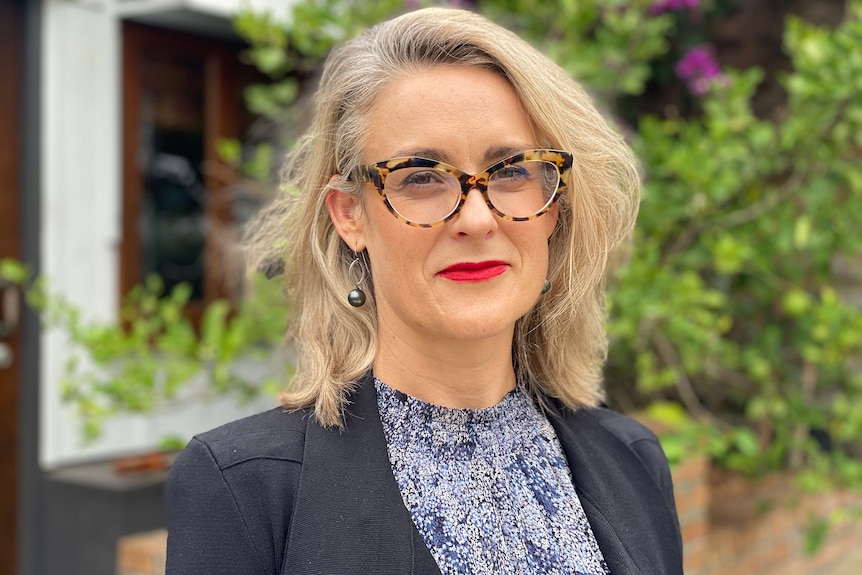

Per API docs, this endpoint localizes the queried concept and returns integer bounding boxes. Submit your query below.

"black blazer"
[166,375,683,574]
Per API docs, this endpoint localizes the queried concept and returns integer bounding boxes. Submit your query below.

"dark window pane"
[138,54,206,299]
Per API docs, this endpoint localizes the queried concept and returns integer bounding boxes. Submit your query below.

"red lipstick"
[438,261,508,282]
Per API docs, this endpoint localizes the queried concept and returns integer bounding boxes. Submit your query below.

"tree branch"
[652,330,731,430]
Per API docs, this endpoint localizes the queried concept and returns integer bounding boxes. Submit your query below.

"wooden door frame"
[0,0,24,572]
[9,0,45,573]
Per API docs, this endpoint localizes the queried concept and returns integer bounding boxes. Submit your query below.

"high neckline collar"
[373,376,523,423]
[374,376,551,461]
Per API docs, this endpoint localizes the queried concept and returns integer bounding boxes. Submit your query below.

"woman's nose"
[450,187,497,236]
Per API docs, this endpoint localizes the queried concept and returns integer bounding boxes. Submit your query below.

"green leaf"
[0,258,29,284]
[216,138,242,166]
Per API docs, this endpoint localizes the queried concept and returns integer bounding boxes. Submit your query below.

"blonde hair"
[244,7,640,428]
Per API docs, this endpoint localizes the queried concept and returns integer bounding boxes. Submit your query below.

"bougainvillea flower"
[649,0,699,15]
[675,44,725,96]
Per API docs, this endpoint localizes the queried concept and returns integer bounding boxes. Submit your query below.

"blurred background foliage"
[2,0,860,497]
[0,258,291,444]
[226,0,862,492]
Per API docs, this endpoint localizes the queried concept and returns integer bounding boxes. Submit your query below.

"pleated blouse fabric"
[376,378,611,575]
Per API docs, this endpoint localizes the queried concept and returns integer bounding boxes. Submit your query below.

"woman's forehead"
[361,65,536,167]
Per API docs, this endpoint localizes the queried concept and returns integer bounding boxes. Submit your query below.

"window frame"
[120,21,249,322]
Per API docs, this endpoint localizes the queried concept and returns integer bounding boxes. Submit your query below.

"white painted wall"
[39,0,286,469]
[114,0,295,19]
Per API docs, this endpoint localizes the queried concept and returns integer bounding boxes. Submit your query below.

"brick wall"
[117,530,166,575]
[117,459,861,574]
[673,456,711,573]
[673,458,862,575]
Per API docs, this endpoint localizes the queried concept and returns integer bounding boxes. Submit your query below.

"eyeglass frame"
[353,148,574,228]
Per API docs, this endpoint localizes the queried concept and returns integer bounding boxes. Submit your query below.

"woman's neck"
[373,322,517,409]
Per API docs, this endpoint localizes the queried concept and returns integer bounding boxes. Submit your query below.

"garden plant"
[229,0,862,490]
[2,0,860,534]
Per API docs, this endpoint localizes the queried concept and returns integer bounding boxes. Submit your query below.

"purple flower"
[649,0,699,15]
[675,44,725,96]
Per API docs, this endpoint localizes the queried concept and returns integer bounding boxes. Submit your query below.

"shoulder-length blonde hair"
[245,7,640,428]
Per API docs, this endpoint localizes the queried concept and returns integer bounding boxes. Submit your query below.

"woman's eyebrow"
[481,145,531,165]
[384,145,533,167]
[388,148,449,162]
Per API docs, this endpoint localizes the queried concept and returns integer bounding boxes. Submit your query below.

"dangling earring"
[347,252,368,308]
[541,278,551,294]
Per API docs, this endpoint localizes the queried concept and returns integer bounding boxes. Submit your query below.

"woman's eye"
[402,171,440,186]
[496,165,529,180]
[387,169,453,198]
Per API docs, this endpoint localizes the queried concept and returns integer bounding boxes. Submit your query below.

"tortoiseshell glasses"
[355,149,573,228]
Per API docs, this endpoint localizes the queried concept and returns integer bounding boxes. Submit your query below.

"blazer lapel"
[549,407,682,575]
[282,375,442,575]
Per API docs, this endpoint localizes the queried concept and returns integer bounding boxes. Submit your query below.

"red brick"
[117,529,167,575]
[672,456,710,484]
[682,517,709,544]
[684,538,708,575]
[677,481,710,516]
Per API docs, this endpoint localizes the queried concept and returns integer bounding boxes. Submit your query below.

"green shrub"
[9,0,861,496]
[235,0,862,486]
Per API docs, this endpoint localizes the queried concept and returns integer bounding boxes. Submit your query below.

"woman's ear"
[326,177,365,251]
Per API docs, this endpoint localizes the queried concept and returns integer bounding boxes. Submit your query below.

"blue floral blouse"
[375,378,611,575]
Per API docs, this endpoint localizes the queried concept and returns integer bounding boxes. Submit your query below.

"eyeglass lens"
[383,160,559,225]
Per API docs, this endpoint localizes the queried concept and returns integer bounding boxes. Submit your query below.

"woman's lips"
[438,261,508,282]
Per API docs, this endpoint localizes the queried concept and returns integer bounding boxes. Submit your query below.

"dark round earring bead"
[348,288,367,307]
[541,279,551,294]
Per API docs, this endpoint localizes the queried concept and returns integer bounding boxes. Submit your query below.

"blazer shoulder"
[167,407,310,575]
[579,407,660,446]
[577,407,675,499]
[553,405,683,573]
[190,406,311,470]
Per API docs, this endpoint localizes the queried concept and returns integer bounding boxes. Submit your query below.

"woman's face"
[329,65,558,347]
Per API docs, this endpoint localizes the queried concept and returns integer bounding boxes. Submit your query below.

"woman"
[166,7,683,575]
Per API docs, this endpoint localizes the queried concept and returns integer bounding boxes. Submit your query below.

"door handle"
[0,279,20,338]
